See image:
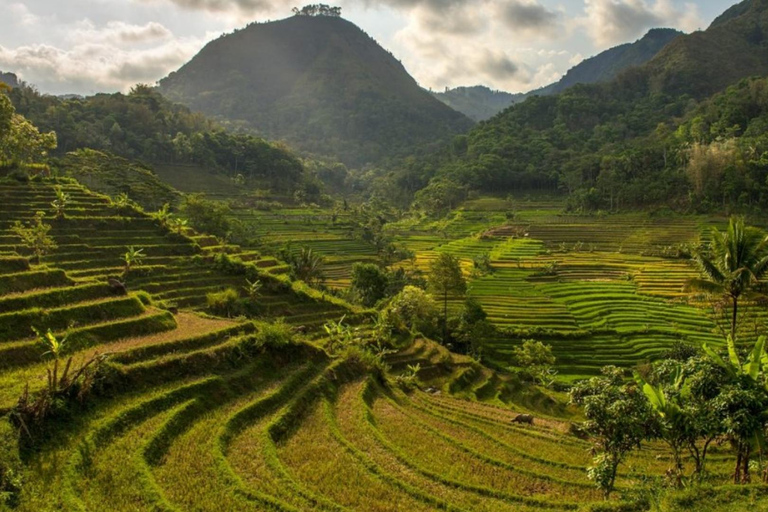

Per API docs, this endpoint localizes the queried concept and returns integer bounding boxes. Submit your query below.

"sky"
[0,0,739,96]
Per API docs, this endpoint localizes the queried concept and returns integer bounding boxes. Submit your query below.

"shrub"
[253,319,295,348]
[206,288,241,317]
[10,211,57,262]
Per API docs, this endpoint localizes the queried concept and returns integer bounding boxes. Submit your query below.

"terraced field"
[0,180,352,328]
[378,199,737,378]
[121,176,738,379]
[2,177,764,511]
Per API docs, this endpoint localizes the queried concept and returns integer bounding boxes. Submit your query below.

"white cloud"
[0,34,206,94]
[581,0,703,48]
[7,3,39,25]
[70,20,173,45]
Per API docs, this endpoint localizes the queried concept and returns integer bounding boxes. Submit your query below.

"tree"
[290,247,325,286]
[701,335,768,483]
[11,211,57,262]
[570,366,656,498]
[351,263,388,307]
[688,217,768,342]
[512,340,556,385]
[180,194,233,239]
[0,93,56,165]
[382,285,438,336]
[428,253,466,345]
[635,367,693,485]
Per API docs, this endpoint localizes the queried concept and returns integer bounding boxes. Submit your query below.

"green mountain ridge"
[432,28,682,121]
[402,0,768,213]
[158,15,473,168]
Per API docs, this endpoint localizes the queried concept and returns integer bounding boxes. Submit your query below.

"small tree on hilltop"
[428,252,466,345]
[11,211,57,263]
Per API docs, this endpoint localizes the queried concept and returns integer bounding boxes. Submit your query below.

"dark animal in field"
[108,278,127,296]
[511,414,534,425]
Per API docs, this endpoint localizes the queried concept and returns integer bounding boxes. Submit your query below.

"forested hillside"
[532,28,683,97]
[399,0,768,214]
[431,86,524,122]
[158,14,473,167]
[8,85,309,193]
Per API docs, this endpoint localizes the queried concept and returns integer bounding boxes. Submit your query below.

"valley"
[3,1,768,510]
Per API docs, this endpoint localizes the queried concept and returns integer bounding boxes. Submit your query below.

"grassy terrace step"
[0,268,74,294]
[0,313,238,410]
[0,282,114,313]
[149,361,324,511]
[0,294,147,343]
[0,255,30,274]
[0,309,177,369]
[335,380,541,511]
[359,380,580,510]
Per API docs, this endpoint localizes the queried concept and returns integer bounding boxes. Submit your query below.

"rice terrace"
[5,1,768,511]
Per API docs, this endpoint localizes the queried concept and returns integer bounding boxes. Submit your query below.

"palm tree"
[687,217,768,342]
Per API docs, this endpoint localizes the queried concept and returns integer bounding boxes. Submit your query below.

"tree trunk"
[443,291,448,345]
[735,446,742,484]
[743,444,751,484]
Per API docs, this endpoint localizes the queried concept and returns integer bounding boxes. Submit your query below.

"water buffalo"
[511,414,534,425]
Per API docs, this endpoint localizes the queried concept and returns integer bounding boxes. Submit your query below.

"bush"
[253,319,295,348]
[206,288,242,317]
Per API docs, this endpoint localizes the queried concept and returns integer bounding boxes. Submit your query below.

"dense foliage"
[9,84,306,192]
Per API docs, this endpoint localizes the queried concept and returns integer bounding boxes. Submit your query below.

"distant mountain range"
[158,15,472,167]
[433,28,683,121]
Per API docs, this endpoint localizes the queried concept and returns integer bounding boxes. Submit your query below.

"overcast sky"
[0,0,738,96]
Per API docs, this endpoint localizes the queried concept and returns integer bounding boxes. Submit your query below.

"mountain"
[400,0,768,213]
[0,71,19,88]
[158,14,473,167]
[432,29,681,121]
[531,28,683,97]
[431,86,524,122]
[638,0,768,98]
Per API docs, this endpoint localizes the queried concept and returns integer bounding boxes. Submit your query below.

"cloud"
[71,21,173,45]
[146,0,274,15]
[582,0,703,47]
[499,0,560,35]
[8,3,39,26]
[479,50,520,80]
[0,35,205,94]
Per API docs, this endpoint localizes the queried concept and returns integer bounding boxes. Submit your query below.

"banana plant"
[635,366,688,484]
[702,335,768,483]
[50,186,69,219]
[702,335,765,383]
